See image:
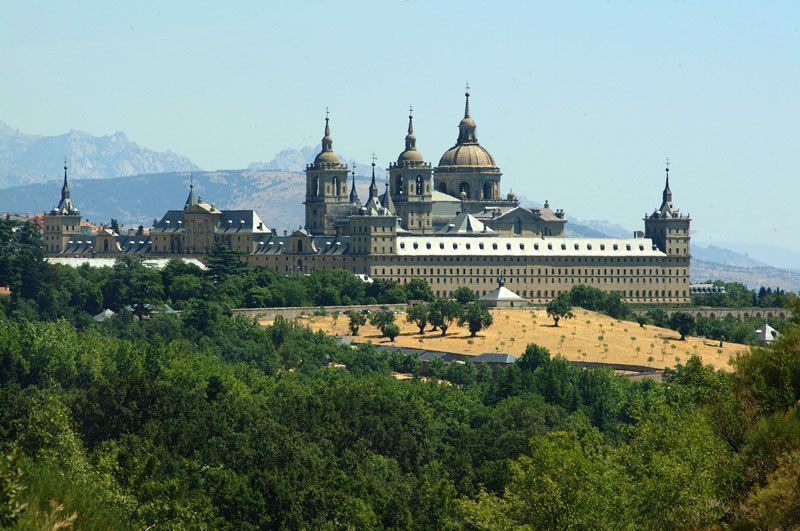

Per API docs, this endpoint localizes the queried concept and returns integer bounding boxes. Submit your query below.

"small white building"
[479,279,528,308]
[755,323,780,344]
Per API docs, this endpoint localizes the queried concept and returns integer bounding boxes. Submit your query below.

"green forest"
[2,218,800,529]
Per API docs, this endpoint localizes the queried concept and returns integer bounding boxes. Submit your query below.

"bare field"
[267,308,746,371]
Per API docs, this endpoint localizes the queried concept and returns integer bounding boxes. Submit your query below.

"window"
[415,175,423,195]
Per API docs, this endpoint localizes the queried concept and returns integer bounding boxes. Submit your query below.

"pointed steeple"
[313,108,343,167]
[383,181,396,215]
[61,156,70,199]
[56,156,78,214]
[662,159,672,206]
[349,163,360,204]
[322,110,333,152]
[457,83,478,144]
[184,175,198,210]
[368,154,379,200]
[397,105,425,164]
[654,157,678,217]
[405,106,416,151]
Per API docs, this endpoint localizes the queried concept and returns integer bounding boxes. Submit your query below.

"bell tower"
[43,158,82,253]
[388,107,433,233]
[304,111,351,235]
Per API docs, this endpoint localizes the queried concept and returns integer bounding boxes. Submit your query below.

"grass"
[281,308,745,371]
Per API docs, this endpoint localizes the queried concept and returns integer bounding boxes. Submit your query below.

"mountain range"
[0,120,199,188]
[1,122,797,290]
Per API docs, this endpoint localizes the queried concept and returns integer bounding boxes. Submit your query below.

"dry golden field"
[270,308,747,371]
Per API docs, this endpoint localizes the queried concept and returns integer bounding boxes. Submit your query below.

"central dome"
[437,90,498,169]
[438,144,496,168]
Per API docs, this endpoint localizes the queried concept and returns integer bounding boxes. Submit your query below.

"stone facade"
[42,90,692,305]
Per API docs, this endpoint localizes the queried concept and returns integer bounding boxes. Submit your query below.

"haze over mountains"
[0,121,199,187]
[1,122,797,290]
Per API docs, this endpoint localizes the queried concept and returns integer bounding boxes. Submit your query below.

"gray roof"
[480,285,527,302]
[253,235,351,256]
[473,352,518,364]
[61,234,152,255]
[152,209,269,234]
[437,211,497,235]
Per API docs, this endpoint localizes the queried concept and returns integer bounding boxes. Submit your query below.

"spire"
[655,157,675,216]
[56,156,78,214]
[321,108,333,153]
[383,180,396,215]
[368,153,378,200]
[405,105,416,151]
[349,162,360,204]
[663,157,672,205]
[184,174,198,210]
[61,156,70,197]
[457,84,478,144]
[464,82,471,118]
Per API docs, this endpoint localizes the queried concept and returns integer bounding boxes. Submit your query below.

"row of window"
[399,240,652,252]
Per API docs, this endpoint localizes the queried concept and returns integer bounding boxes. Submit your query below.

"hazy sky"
[2,1,798,250]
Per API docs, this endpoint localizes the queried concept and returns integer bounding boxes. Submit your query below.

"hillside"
[0,170,374,230]
[298,308,744,371]
[0,121,199,187]
[691,259,800,292]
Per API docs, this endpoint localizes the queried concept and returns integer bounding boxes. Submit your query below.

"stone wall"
[631,306,792,320]
[231,303,408,321]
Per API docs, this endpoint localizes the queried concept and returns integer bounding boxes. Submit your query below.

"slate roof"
[472,352,518,364]
[437,211,497,235]
[152,209,269,234]
[252,235,351,256]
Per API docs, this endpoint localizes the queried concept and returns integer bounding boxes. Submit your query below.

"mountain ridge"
[0,120,200,187]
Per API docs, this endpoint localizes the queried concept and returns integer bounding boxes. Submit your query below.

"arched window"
[514,218,522,235]
[312,177,320,196]
[415,175,423,195]
[459,182,471,199]
[332,176,340,196]
[437,181,447,194]
[395,174,404,195]
[483,181,492,200]
[296,240,304,253]
[103,239,109,251]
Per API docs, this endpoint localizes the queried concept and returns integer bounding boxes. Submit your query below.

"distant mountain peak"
[0,121,200,188]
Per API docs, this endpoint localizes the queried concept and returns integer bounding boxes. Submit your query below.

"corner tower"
[644,161,691,257]
[304,112,352,235]
[44,158,82,253]
[388,108,433,232]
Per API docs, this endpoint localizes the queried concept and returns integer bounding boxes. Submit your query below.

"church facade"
[43,90,691,304]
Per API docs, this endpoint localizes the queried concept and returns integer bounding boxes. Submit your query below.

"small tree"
[458,302,493,337]
[406,278,435,302]
[670,311,695,340]
[636,315,649,328]
[428,298,462,336]
[383,323,400,342]
[369,309,396,334]
[406,303,429,334]
[546,294,574,327]
[347,310,367,336]
[452,286,478,305]
[517,344,550,371]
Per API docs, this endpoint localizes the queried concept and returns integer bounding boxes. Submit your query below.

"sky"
[1,1,799,251]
